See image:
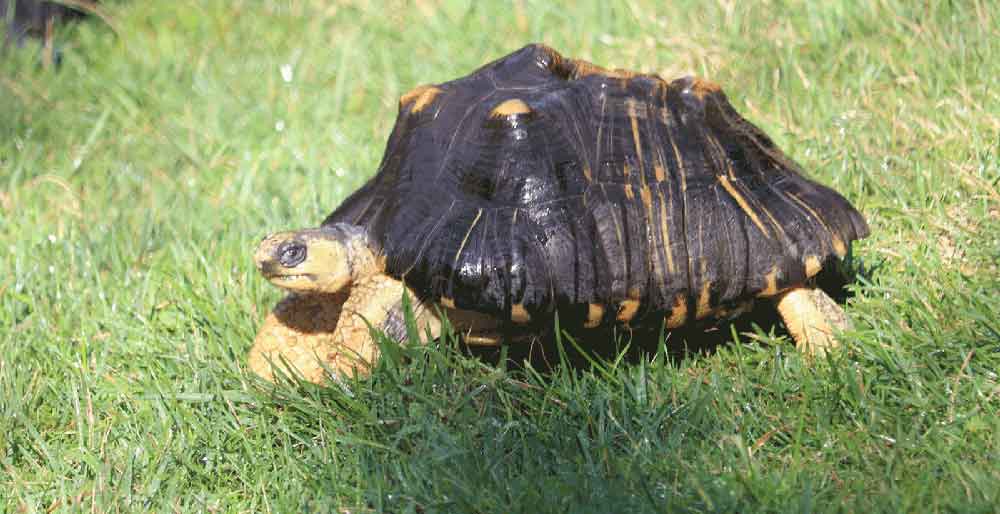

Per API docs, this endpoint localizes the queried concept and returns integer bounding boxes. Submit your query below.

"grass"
[2,0,999,511]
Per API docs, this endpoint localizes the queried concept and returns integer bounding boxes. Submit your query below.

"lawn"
[2,0,999,512]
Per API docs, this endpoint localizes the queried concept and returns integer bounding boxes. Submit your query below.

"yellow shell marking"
[695,280,713,320]
[639,186,653,210]
[718,174,771,238]
[440,296,457,309]
[656,189,677,274]
[654,163,666,182]
[788,192,847,257]
[665,294,687,328]
[758,267,780,297]
[626,99,646,182]
[569,59,636,80]
[490,98,532,118]
[400,85,442,113]
[617,300,641,323]
[804,255,822,278]
[451,208,483,273]
[584,303,605,329]
[617,288,642,323]
[759,204,787,240]
[670,138,686,192]
[689,78,722,100]
[831,237,847,258]
[639,185,668,293]
[511,303,531,324]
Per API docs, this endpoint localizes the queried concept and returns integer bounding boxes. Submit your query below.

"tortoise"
[248,44,869,383]
[2,0,93,62]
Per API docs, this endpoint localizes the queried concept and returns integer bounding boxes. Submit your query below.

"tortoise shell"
[323,44,869,330]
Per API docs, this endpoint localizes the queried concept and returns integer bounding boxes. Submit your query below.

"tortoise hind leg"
[775,287,852,356]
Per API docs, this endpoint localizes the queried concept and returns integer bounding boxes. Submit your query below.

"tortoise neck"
[331,223,383,282]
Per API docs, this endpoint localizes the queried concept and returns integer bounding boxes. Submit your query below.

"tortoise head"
[254,224,374,294]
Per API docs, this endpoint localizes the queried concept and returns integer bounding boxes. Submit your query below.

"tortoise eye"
[277,242,307,267]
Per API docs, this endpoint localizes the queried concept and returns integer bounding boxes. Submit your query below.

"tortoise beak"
[257,259,281,278]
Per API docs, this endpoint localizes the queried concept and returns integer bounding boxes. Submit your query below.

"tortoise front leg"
[775,287,851,356]
[324,273,443,377]
[248,293,348,383]
[248,274,443,383]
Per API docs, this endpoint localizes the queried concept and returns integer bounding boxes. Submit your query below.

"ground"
[1,1,999,512]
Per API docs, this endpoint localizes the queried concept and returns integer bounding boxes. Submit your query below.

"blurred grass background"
[2,0,999,511]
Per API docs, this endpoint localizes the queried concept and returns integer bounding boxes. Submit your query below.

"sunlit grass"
[2,0,998,511]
